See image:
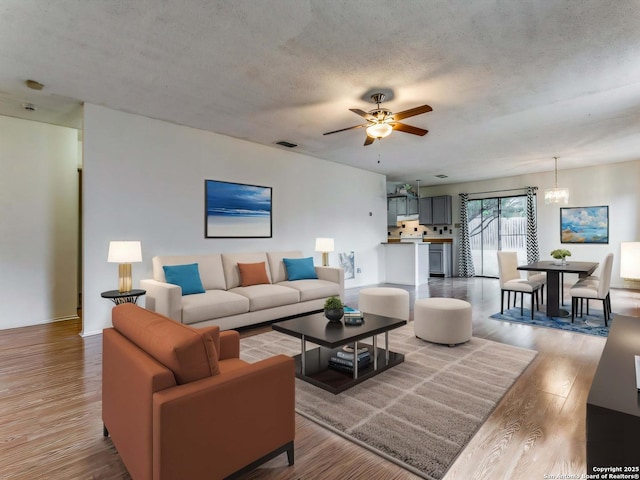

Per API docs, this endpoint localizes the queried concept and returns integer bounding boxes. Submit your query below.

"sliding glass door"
[467,195,529,277]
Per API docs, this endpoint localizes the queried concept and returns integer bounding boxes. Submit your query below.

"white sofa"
[141,251,344,330]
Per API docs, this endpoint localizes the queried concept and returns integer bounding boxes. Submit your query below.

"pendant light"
[544,156,569,204]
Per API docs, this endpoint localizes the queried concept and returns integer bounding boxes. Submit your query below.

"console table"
[586,315,640,471]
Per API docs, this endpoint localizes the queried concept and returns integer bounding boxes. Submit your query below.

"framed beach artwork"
[205,180,272,238]
[560,206,609,244]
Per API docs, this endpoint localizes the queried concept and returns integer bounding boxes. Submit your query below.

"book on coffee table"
[342,344,368,354]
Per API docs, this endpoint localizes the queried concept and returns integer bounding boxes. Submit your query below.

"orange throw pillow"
[237,261,271,287]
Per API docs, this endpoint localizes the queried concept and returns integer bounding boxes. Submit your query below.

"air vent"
[275,141,298,148]
[435,174,448,179]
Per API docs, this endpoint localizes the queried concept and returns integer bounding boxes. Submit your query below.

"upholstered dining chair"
[497,251,542,319]
[527,271,546,303]
[570,253,614,326]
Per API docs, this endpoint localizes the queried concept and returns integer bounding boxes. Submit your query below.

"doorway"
[467,195,530,277]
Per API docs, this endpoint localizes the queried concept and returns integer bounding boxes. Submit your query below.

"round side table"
[101,289,146,305]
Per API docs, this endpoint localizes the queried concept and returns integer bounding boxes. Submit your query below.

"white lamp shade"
[108,241,142,263]
[366,123,392,139]
[315,237,335,252]
[621,242,640,279]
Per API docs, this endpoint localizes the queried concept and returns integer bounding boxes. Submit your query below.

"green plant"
[550,249,572,259]
[324,296,343,309]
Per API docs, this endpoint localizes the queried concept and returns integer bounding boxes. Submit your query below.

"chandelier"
[544,156,569,204]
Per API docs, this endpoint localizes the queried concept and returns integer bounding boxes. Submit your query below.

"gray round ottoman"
[414,298,472,346]
[358,287,410,321]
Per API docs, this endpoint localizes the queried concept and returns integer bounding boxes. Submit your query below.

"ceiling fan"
[323,93,432,146]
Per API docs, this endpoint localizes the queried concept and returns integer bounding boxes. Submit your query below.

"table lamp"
[108,241,142,292]
[621,242,640,281]
[315,238,334,267]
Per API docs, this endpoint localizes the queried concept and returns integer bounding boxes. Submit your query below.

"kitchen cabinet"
[419,195,452,225]
[387,195,418,226]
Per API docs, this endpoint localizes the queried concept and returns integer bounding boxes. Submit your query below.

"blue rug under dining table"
[490,307,613,337]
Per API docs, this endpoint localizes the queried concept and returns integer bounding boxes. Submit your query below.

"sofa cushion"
[163,263,206,295]
[222,252,271,289]
[153,254,226,290]
[278,279,341,302]
[266,251,303,284]
[112,304,219,384]
[181,290,250,325]
[230,284,300,311]
[283,257,318,281]
[238,261,271,287]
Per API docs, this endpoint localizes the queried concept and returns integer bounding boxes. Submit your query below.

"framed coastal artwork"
[560,206,609,244]
[205,180,272,238]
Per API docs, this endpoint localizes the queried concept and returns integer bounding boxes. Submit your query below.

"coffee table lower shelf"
[294,344,404,394]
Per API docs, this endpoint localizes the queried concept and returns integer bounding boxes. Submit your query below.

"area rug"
[489,307,612,337]
[240,324,537,480]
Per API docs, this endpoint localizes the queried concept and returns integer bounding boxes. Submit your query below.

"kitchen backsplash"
[388,219,455,238]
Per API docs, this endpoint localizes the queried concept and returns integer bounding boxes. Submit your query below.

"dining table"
[517,260,599,317]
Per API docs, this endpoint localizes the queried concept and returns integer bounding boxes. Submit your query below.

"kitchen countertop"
[381,242,430,245]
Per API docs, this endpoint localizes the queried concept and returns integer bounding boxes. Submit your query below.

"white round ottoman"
[414,298,472,346]
[358,287,410,321]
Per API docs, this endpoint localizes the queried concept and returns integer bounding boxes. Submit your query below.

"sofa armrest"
[219,330,240,359]
[140,279,182,322]
[152,355,295,479]
[315,266,345,299]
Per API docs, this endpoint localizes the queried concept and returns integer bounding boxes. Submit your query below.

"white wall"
[82,104,388,335]
[0,115,79,329]
[419,160,640,288]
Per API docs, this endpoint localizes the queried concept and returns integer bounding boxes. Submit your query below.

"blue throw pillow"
[283,257,318,281]
[163,263,206,295]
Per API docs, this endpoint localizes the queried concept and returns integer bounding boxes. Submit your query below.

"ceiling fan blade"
[391,105,433,121]
[364,135,375,146]
[350,108,377,121]
[323,124,366,135]
[392,122,429,136]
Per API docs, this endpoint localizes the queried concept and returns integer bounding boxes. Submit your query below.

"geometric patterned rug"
[489,307,612,337]
[240,324,537,479]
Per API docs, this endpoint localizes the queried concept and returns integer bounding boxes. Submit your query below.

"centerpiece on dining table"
[550,248,572,266]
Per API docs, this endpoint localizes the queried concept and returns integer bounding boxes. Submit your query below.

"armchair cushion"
[112,304,220,384]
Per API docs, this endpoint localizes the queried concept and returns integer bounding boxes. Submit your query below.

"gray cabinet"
[387,195,418,226]
[419,195,452,225]
[387,197,399,226]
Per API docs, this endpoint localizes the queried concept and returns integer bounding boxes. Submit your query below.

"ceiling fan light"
[366,123,392,139]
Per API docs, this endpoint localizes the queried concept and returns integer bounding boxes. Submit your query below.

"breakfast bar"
[381,241,430,285]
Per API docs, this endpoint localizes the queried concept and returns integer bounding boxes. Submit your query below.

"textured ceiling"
[2,0,640,185]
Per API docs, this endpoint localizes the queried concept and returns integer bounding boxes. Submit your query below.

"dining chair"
[527,271,546,303]
[497,251,542,319]
[570,253,614,326]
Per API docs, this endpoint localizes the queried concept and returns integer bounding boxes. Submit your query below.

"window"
[468,195,530,277]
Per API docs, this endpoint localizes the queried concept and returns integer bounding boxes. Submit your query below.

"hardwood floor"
[1,278,638,479]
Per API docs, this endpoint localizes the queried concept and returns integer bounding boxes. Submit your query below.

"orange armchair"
[102,304,295,480]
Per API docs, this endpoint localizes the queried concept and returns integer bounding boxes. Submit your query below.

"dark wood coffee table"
[272,312,406,394]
